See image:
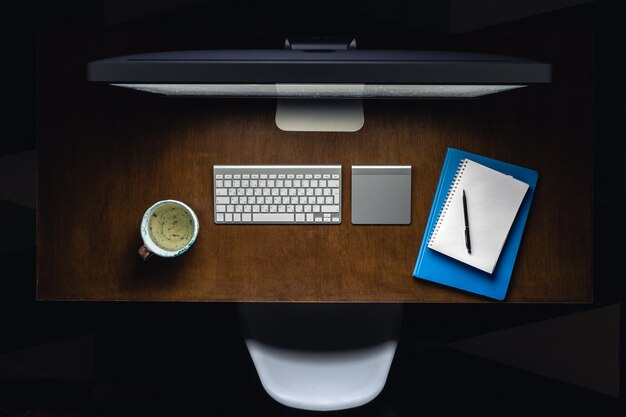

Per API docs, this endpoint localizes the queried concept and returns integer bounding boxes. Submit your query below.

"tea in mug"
[148,202,195,251]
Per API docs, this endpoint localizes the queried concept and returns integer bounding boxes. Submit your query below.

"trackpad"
[351,166,412,225]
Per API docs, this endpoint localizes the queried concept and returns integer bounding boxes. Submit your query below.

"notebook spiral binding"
[427,158,469,248]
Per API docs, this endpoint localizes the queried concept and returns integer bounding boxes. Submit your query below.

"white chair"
[238,303,403,411]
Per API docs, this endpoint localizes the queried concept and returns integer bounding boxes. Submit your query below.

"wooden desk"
[37,33,592,302]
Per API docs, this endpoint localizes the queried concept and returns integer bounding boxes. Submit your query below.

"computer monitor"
[87,38,551,131]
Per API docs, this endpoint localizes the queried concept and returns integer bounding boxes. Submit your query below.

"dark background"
[1,0,624,416]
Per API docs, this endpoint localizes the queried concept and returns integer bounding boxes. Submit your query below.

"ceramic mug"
[138,199,199,261]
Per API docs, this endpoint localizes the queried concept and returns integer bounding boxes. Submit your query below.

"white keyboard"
[213,165,342,224]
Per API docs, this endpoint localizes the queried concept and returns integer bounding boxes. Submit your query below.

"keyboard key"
[295,213,305,222]
[234,213,241,222]
[216,213,224,222]
[225,213,232,222]
[321,205,340,212]
[323,174,331,179]
[216,196,229,204]
[215,174,223,179]
[328,180,340,187]
[216,205,226,212]
[216,189,227,196]
[254,213,294,222]
[306,213,314,222]
[242,213,252,222]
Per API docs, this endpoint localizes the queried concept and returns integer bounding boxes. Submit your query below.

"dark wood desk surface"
[37,33,592,302]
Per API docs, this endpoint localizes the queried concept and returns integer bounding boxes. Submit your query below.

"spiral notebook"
[413,148,539,300]
[427,158,529,273]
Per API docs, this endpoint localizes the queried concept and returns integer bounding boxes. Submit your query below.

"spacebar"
[253,213,294,222]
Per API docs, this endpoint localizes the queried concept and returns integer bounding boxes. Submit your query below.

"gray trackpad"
[351,166,412,225]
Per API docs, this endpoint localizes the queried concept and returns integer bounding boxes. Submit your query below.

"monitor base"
[275,99,364,132]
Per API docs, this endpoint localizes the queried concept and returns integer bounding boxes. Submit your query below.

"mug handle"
[138,244,153,261]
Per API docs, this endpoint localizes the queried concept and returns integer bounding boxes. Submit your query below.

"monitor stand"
[275,37,364,133]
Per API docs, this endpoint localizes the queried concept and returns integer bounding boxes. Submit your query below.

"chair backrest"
[238,303,403,411]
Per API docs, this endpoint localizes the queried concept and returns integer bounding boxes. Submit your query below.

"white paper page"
[428,159,529,273]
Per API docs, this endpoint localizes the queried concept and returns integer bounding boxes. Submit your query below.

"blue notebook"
[413,148,539,300]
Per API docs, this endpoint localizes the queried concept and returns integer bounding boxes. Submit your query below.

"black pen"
[462,189,472,254]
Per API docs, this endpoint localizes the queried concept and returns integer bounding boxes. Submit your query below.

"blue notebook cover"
[413,148,539,300]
